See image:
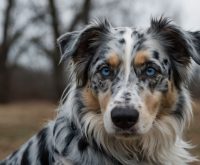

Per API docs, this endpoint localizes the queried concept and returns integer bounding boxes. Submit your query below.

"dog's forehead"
[103,26,166,63]
[114,27,142,34]
[113,27,144,43]
[107,27,139,56]
[103,27,154,63]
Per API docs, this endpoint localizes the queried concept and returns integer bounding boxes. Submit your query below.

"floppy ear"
[148,17,200,87]
[57,20,111,86]
[57,31,80,61]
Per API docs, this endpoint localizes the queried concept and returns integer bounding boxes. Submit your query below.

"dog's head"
[58,18,200,138]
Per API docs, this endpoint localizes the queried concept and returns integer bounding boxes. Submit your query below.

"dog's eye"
[100,66,111,77]
[145,67,156,76]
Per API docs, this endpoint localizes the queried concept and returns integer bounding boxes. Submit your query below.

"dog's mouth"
[114,133,140,140]
[111,127,140,139]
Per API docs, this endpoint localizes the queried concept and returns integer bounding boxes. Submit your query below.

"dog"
[1,17,200,165]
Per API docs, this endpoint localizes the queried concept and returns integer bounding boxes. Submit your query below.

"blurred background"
[0,0,200,163]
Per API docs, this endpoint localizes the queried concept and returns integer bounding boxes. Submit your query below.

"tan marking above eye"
[134,51,150,66]
[107,52,120,67]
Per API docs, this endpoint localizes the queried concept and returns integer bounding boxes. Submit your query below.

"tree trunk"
[48,0,64,100]
[0,0,14,103]
[53,53,64,100]
[68,0,92,31]
[0,46,10,103]
[48,0,92,100]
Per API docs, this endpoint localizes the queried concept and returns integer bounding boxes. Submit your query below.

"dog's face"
[58,18,200,138]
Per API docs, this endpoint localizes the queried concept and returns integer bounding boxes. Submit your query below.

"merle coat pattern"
[1,18,200,165]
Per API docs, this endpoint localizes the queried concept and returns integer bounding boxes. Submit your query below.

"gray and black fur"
[1,17,200,165]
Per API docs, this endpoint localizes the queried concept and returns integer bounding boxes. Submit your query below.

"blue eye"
[100,67,111,77]
[146,67,156,76]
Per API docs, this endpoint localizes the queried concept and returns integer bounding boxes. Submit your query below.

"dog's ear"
[188,31,200,64]
[57,19,111,86]
[148,17,200,87]
[57,31,80,61]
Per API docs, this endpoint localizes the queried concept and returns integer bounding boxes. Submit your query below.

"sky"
[180,0,200,30]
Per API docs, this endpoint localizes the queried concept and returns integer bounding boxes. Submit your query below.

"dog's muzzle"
[111,106,139,129]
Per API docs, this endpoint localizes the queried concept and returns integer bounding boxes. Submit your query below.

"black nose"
[111,107,139,129]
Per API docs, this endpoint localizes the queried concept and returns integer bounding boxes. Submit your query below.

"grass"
[0,100,199,164]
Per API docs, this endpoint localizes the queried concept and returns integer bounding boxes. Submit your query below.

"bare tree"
[31,0,93,100]
[68,0,92,31]
[48,0,64,99]
[49,0,92,99]
[0,0,50,103]
[0,0,92,102]
[0,0,15,103]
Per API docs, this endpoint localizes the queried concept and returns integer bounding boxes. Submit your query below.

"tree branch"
[31,37,53,56]
[48,0,60,41]
[68,0,92,32]
[0,0,15,63]
[2,0,14,45]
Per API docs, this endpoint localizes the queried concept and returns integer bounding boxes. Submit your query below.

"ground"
[0,101,56,160]
[0,101,199,164]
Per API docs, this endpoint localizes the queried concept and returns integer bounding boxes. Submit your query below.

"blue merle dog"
[1,17,200,165]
